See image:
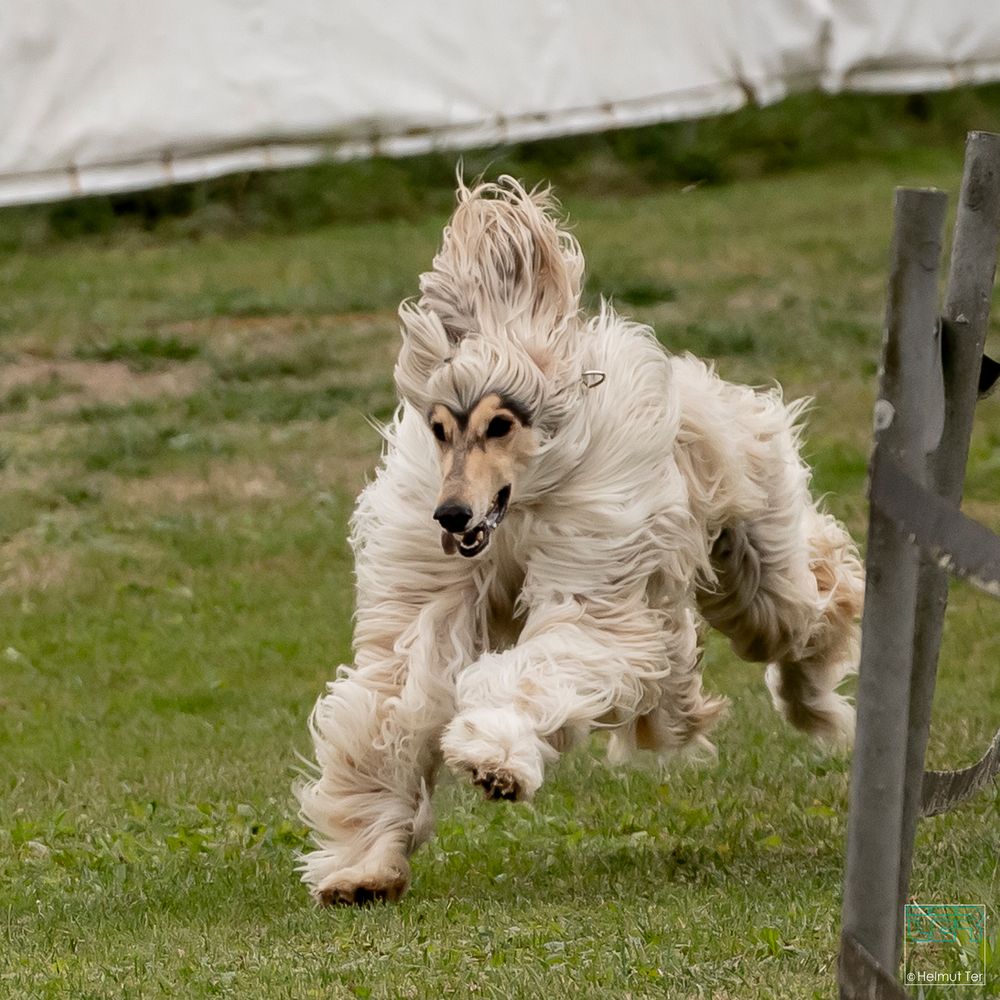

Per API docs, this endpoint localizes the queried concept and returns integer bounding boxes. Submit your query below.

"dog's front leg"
[295,432,485,909]
[297,585,478,905]
[440,594,685,801]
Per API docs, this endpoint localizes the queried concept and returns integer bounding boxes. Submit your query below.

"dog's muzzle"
[439,485,510,558]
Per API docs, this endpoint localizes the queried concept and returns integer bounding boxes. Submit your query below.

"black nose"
[434,501,472,533]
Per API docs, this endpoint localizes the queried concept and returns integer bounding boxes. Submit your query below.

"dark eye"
[431,422,447,443]
[486,416,513,439]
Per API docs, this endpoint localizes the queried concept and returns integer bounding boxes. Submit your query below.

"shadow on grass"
[414,817,845,911]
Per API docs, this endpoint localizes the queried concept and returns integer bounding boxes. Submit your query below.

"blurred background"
[2,5,1000,998]
[3,85,1000,247]
[4,2,1000,241]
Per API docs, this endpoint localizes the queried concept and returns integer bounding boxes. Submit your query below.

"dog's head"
[427,388,530,557]
[394,176,585,557]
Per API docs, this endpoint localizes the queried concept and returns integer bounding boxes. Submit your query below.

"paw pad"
[317,874,408,907]
[472,767,521,801]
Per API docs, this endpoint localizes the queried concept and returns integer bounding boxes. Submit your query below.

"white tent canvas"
[3,0,1000,206]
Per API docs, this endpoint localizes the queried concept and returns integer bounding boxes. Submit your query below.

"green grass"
[73,334,202,370]
[2,151,999,999]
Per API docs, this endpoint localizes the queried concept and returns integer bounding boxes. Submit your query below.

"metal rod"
[894,131,1000,958]
[840,186,948,988]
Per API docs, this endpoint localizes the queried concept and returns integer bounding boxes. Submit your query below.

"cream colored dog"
[297,177,863,906]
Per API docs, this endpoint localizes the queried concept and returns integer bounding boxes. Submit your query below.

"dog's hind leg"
[764,508,864,744]
[606,614,727,764]
[698,504,863,746]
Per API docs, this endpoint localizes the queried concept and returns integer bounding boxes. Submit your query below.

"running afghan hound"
[297,177,864,905]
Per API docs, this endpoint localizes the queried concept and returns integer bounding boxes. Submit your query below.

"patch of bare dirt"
[0,358,209,407]
[115,461,290,507]
[159,310,398,359]
[0,534,75,594]
[160,308,396,338]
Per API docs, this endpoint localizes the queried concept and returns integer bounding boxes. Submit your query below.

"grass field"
[1,148,999,998]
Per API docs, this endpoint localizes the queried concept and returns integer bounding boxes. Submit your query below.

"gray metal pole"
[841,187,948,984]
[894,132,1000,956]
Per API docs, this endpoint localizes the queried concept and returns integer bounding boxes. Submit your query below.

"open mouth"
[441,485,511,558]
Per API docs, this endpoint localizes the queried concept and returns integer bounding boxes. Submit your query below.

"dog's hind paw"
[471,766,522,801]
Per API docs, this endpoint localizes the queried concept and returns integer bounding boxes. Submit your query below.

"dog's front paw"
[311,855,410,907]
[441,707,556,803]
[471,765,523,802]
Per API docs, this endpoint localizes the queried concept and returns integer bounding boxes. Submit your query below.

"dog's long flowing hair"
[296,177,864,905]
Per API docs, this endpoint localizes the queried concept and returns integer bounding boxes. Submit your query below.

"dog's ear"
[419,176,584,372]
[394,300,451,405]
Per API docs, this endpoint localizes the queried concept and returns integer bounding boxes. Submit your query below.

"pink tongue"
[441,531,457,555]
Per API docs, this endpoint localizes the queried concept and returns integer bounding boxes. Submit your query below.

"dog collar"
[581,370,606,389]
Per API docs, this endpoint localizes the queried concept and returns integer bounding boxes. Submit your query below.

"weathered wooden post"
[895,131,1000,953]
[839,187,948,993]
[838,131,1000,999]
